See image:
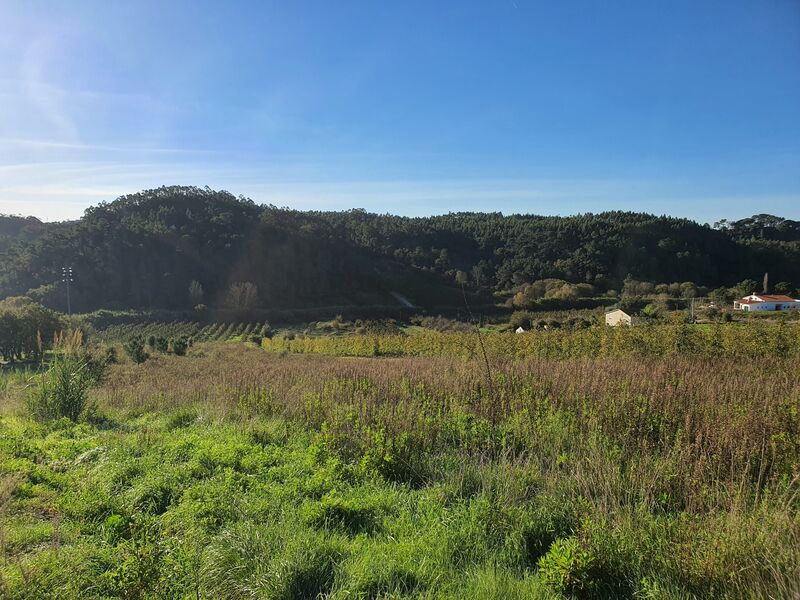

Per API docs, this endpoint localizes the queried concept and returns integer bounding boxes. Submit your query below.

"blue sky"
[1,1,799,223]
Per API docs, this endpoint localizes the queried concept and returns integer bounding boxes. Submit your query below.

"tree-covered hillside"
[1,186,798,312]
[0,215,48,252]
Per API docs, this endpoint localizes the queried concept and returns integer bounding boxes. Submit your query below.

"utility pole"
[62,266,73,316]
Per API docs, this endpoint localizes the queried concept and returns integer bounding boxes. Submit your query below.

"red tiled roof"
[738,295,799,304]
[756,295,797,302]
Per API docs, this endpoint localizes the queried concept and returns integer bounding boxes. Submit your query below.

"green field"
[1,329,798,599]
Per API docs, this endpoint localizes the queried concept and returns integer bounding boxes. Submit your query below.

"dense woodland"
[1,186,798,312]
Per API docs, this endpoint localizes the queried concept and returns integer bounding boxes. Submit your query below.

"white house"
[605,309,636,326]
[733,294,800,312]
[515,326,526,334]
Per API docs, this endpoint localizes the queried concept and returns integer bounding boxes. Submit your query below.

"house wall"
[742,302,800,312]
[605,311,632,326]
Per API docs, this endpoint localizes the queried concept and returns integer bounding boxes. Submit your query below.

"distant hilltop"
[1,186,798,313]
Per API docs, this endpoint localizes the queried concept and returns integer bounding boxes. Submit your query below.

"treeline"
[0,297,64,362]
[1,186,799,312]
[0,214,47,252]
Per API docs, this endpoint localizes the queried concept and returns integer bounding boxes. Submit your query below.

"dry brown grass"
[91,343,800,514]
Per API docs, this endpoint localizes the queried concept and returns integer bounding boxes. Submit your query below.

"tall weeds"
[95,344,800,515]
[26,355,93,422]
[25,330,94,422]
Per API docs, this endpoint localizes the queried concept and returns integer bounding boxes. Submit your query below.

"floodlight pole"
[62,267,73,316]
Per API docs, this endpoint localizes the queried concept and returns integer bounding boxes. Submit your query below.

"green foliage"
[0,297,64,362]
[305,492,380,535]
[2,337,799,599]
[641,302,664,318]
[510,310,533,329]
[123,336,147,364]
[2,187,799,313]
[25,355,93,422]
[154,337,169,353]
[1,405,797,599]
[263,322,800,360]
[201,522,343,600]
[537,537,597,596]
[165,408,198,431]
[171,337,188,356]
[104,346,118,364]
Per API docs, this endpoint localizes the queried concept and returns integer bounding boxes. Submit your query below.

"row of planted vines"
[262,322,800,359]
[98,320,271,344]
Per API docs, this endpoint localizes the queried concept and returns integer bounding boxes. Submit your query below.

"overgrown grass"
[0,342,797,598]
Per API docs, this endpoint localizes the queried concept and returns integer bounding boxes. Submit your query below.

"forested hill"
[0,215,48,252]
[1,186,798,312]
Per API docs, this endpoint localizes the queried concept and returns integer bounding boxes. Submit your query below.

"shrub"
[155,337,169,353]
[76,349,108,384]
[520,498,576,566]
[510,311,533,330]
[104,346,118,364]
[26,355,93,422]
[123,336,147,364]
[165,408,198,430]
[537,537,597,596]
[171,338,188,356]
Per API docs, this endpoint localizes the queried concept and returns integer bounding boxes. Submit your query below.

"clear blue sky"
[1,0,799,222]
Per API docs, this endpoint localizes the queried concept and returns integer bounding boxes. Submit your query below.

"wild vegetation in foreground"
[1,341,798,599]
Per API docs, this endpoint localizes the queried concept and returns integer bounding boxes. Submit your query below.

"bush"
[77,349,109,383]
[537,537,597,596]
[410,314,473,333]
[104,346,118,364]
[26,355,93,422]
[165,408,198,430]
[171,338,188,356]
[155,337,169,353]
[124,336,147,364]
[510,311,533,330]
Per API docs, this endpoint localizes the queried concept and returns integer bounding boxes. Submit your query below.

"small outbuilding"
[605,309,635,326]
[515,326,526,334]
